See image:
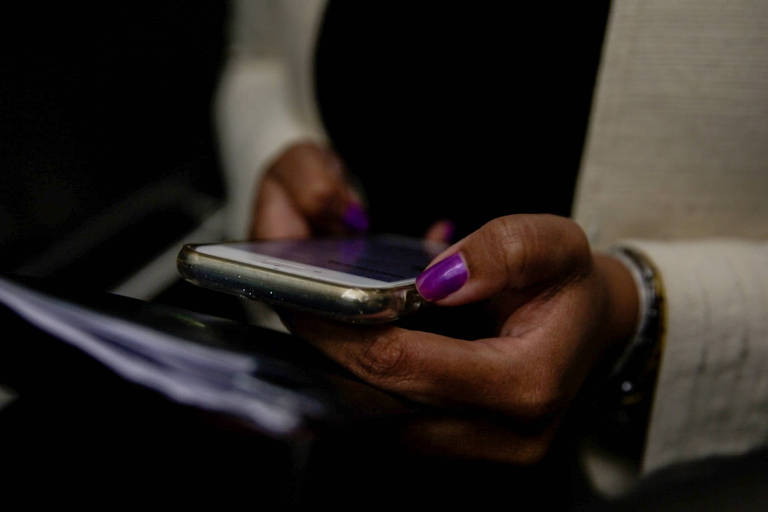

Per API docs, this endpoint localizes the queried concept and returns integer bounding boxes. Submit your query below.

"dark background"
[0,1,611,287]
[0,3,227,289]
[317,2,611,238]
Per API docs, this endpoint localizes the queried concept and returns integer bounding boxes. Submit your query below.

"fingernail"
[416,252,468,301]
[343,202,369,232]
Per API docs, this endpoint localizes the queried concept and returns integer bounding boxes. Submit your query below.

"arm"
[572,0,768,475]
[215,0,328,238]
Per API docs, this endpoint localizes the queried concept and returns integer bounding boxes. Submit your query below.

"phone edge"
[176,244,425,324]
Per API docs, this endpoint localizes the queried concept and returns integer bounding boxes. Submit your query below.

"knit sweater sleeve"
[214,0,327,238]
[618,240,768,472]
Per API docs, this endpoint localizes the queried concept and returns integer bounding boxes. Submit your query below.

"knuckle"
[482,215,537,283]
[484,216,523,245]
[509,216,540,277]
[479,214,593,283]
[302,180,338,215]
[355,331,413,383]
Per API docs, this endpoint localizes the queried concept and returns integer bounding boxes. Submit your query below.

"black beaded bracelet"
[580,246,667,459]
[606,246,665,423]
[581,246,665,460]
[606,246,666,410]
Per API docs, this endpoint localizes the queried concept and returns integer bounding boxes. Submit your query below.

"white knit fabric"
[574,0,768,472]
[215,0,327,239]
[624,241,768,471]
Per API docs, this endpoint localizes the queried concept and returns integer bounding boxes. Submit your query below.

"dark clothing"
[315,2,611,238]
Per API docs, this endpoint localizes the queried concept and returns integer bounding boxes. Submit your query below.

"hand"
[249,141,368,239]
[286,214,639,463]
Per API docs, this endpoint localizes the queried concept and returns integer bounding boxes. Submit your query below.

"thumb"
[415,215,590,306]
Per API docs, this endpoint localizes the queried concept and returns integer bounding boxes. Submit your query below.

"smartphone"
[177,235,447,324]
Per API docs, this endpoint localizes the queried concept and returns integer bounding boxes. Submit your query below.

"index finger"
[270,144,359,225]
[285,314,512,411]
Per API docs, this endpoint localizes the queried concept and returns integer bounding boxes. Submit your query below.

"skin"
[287,216,638,463]
[250,140,452,242]
[250,143,639,463]
[250,141,360,239]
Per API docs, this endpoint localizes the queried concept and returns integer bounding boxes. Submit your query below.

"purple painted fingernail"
[416,253,468,301]
[343,203,369,232]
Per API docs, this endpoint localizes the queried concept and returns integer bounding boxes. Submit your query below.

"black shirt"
[315,2,610,238]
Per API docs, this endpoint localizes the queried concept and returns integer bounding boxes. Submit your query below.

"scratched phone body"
[177,236,446,324]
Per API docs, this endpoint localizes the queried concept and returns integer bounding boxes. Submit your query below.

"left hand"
[286,215,639,463]
[249,141,366,240]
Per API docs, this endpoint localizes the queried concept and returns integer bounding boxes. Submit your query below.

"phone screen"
[196,236,446,286]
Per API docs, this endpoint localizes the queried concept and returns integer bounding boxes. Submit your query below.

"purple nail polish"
[343,203,369,232]
[416,252,468,301]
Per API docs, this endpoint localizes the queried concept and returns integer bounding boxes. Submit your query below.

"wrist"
[584,248,665,460]
[593,252,640,350]
[605,246,665,391]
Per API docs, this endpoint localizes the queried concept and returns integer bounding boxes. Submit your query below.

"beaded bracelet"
[607,246,666,409]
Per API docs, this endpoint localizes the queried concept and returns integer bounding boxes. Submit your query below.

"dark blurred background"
[316,2,611,238]
[0,2,227,293]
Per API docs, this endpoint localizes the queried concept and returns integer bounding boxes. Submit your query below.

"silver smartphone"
[177,235,447,324]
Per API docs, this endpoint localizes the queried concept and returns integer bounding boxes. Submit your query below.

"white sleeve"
[622,240,768,473]
[215,0,326,239]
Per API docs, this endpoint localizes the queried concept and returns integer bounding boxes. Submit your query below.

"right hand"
[249,141,368,240]
[286,214,639,462]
